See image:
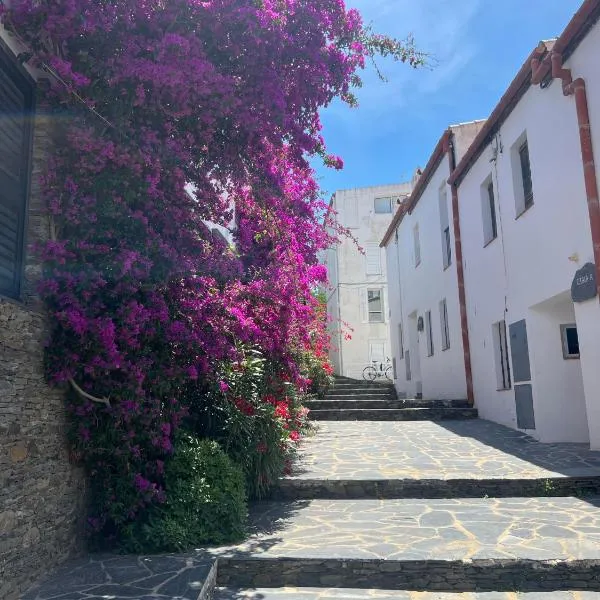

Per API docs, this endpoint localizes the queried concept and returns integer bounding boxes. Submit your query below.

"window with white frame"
[374,197,393,214]
[560,324,580,359]
[365,243,382,275]
[511,133,534,217]
[439,299,450,351]
[492,320,511,390]
[519,141,533,209]
[413,224,421,267]
[425,310,434,356]
[439,186,451,269]
[481,176,498,245]
[367,289,384,323]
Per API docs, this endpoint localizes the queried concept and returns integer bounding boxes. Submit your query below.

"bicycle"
[362,358,392,382]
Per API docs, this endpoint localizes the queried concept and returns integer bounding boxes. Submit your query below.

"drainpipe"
[531,52,600,298]
[446,133,475,406]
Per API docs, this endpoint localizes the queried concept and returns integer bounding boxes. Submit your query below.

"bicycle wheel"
[384,365,393,381]
[362,366,377,381]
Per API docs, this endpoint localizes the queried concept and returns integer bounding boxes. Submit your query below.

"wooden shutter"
[0,45,33,299]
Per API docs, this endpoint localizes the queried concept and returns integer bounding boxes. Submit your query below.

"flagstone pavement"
[22,418,600,599]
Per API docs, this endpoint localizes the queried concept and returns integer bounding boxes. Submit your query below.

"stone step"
[272,476,600,500]
[332,380,392,388]
[326,393,397,400]
[306,399,469,411]
[216,556,600,592]
[332,379,394,386]
[290,421,600,482]
[214,589,600,599]
[309,407,478,421]
[329,389,395,395]
[327,388,396,396]
[215,497,600,591]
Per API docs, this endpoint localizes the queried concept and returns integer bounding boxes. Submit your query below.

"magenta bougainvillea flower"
[3,0,422,538]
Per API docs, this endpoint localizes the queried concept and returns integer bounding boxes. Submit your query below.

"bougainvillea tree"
[2,0,423,542]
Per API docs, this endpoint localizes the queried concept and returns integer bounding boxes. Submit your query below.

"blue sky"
[313,0,583,196]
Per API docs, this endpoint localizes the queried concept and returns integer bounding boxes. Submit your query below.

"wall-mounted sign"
[571,262,598,303]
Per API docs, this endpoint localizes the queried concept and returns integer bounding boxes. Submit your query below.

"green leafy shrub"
[122,434,247,552]
[189,348,311,499]
[300,349,334,398]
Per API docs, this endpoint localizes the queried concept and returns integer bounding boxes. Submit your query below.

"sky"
[313,0,583,196]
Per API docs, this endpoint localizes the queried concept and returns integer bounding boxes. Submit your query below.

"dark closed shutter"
[0,44,34,299]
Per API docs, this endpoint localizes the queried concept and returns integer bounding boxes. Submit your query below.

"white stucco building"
[324,182,412,379]
[449,0,600,447]
[381,122,484,401]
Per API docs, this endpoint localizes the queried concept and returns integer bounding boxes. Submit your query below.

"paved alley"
[22,377,600,599]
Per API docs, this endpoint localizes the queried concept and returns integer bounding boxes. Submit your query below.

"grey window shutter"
[0,47,34,299]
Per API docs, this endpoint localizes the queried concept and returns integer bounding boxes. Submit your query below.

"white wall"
[565,18,600,448]
[325,183,411,379]
[457,20,600,443]
[386,158,467,400]
[528,293,589,443]
[385,123,483,401]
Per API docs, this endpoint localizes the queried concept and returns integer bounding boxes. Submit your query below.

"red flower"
[274,401,290,420]
[234,397,255,416]
[257,441,267,454]
[289,430,300,442]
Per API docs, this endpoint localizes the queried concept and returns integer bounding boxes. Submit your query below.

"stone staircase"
[24,377,600,600]
[305,376,477,421]
[213,377,600,598]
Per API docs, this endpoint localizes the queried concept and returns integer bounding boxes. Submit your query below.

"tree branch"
[68,378,111,408]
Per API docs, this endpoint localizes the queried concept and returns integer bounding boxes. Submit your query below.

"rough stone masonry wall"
[0,111,87,600]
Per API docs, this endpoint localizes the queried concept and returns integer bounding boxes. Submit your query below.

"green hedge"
[122,434,247,552]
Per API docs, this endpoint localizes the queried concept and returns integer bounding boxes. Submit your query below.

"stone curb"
[305,399,470,410]
[215,557,600,592]
[309,408,479,421]
[271,476,600,500]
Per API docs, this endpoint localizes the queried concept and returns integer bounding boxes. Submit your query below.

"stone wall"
[0,112,87,600]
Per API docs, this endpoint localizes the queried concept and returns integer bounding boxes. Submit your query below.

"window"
[413,224,421,267]
[492,320,511,390]
[405,349,412,381]
[367,289,384,322]
[439,186,452,268]
[439,299,450,351]
[512,134,534,217]
[398,322,404,359]
[374,197,393,214]
[0,46,34,300]
[425,310,434,356]
[519,141,533,209]
[481,177,498,245]
[365,243,381,275]
[560,324,580,359]
[443,227,452,267]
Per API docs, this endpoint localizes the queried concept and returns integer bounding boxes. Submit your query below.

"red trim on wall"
[380,130,451,248]
[448,142,475,406]
[572,79,600,299]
